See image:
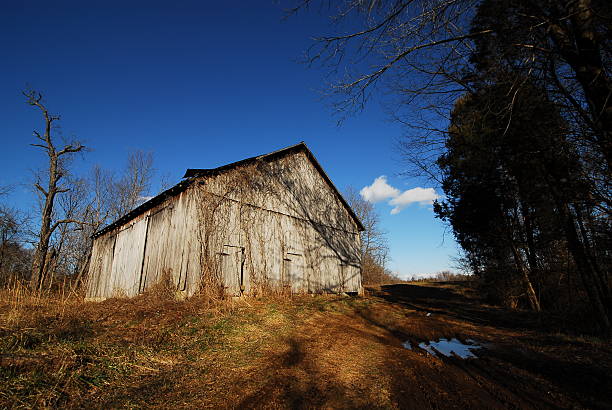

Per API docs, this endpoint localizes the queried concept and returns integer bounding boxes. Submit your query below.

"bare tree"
[344,187,387,259]
[344,186,390,283]
[24,90,85,291]
[0,207,20,272]
[158,172,175,193]
[50,156,154,292]
[44,176,91,289]
[0,186,31,285]
[70,166,116,289]
[109,150,154,221]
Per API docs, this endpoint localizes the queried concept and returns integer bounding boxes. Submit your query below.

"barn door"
[220,245,244,296]
[282,252,304,293]
[338,261,347,293]
[282,257,291,291]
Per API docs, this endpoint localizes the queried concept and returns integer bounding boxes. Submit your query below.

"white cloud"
[389,187,439,214]
[359,176,400,203]
[360,176,439,214]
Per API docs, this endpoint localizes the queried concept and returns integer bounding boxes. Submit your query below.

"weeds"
[0,281,351,407]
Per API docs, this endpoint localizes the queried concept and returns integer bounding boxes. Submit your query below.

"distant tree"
[108,150,154,222]
[0,186,31,285]
[68,166,115,289]
[24,90,85,291]
[158,172,175,193]
[344,186,391,283]
[0,206,20,274]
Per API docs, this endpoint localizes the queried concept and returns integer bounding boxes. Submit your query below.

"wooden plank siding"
[86,144,362,300]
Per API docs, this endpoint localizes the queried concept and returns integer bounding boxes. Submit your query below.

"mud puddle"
[403,338,485,359]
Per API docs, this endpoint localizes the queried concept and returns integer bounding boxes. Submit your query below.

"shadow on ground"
[359,282,612,409]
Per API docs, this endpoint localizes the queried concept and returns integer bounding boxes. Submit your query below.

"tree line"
[0,91,156,292]
[291,0,610,334]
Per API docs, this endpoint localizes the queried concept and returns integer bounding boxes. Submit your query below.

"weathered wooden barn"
[86,143,363,299]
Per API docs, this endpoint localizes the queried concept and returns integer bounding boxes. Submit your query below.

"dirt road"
[229,283,611,409]
[1,282,611,408]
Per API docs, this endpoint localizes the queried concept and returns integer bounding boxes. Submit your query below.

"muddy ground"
[1,281,611,409]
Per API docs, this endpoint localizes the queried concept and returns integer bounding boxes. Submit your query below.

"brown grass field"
[1,281,610,409]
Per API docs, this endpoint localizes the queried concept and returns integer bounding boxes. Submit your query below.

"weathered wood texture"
[86,147,362,299]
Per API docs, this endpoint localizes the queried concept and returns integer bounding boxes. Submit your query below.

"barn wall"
[86,188,201,299]
[86,150,362,300]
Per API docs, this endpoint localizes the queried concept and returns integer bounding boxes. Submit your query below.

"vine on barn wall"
[191,153,361,296]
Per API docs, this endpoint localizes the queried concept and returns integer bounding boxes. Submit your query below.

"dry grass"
[1,282,611,409]
[0,282,348,408]
[0,281,223,407]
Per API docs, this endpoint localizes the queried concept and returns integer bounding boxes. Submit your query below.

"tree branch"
[30,143,49,150]
[339,29,494,91]
[35,183,48,197]
[50,219,90,234]
[58,143,85,156]
[32,130,45,142]
[316,2,410,42]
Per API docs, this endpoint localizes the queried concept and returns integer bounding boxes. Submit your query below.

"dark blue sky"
[0,1,458,277]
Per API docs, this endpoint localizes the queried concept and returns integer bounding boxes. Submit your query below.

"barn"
[86,143,363,300]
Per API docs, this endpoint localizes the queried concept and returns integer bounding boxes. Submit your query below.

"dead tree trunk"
[25,91,84,292]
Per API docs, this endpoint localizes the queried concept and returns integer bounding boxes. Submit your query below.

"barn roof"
[94,142,364,238]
